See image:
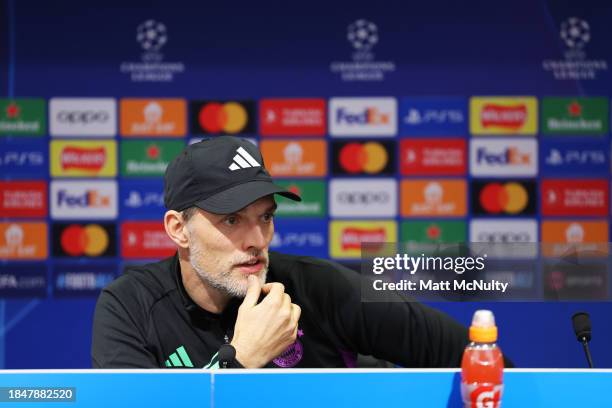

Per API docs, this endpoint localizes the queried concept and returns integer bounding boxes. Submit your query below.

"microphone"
[572,312,593,368]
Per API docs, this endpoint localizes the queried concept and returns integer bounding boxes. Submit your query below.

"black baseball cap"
[164,136,301,214]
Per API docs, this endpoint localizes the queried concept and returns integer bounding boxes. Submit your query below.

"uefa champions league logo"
[542,16,606,80]
[560,17,590,50]
[330,18,395,81]
[137,20,168,52]
[120,19,185,82]
[136,19,167,61]
[347,19,378,52]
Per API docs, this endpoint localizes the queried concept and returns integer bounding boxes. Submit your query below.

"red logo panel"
[399,138,466,175]
[541,179,609,216]
[0,181,47,217]
[121,221,176,259]
[260,99,326,136]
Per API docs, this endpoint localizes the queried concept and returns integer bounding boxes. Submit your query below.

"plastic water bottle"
[461,310,504,408]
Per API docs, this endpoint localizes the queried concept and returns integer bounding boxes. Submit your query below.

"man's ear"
[164,210,190,249]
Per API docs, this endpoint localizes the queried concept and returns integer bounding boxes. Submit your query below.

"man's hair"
[181,206,199,224]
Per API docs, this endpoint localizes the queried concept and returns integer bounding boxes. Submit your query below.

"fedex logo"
[470,139,537,177]
[56,190,111,207]
[329,98,396,137]
[335,107,389,125]
[51,181,117,219]
[476,147,531,165]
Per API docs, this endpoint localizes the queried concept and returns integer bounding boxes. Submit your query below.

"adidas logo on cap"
[228,147,261,171]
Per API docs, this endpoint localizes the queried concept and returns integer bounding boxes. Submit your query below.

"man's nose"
[243,223,268,251]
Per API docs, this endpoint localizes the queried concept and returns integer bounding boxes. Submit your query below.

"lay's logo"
[61,147,106,171]
[341,228,387,251]
[51,140,117,177]
[330,220,396,259]
[470,97,537,135]
[481,104,527,129]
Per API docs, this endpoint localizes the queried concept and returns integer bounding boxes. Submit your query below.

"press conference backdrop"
[1,0,612,368]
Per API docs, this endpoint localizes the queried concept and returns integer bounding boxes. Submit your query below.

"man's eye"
[224,216,238,225]
[262,212,274,222]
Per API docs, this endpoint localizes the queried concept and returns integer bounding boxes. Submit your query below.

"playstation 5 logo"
[229,147,261,171]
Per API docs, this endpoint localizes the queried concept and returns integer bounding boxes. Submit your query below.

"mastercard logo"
[338,142,389,174]
[60,224,109,256]
[479,182,528,214]
[197,102,249,134]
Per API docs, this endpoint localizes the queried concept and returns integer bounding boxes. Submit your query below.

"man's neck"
[178,257,231,314]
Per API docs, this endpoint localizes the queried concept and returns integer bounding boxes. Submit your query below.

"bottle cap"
[469,310,498,342]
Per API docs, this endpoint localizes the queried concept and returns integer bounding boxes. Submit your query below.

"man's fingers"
[242,275,262,308]
[290,303,301,326]
[261,282,285,302]
[282,293,291,310]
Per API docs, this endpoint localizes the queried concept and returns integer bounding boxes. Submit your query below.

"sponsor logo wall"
[1,95,612,299]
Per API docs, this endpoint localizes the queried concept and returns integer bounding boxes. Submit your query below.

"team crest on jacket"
[273,328,304,367]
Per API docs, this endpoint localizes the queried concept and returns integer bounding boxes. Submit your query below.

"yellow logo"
[330,220,397,259]
[51,140,117,177]
[470,97,537,135]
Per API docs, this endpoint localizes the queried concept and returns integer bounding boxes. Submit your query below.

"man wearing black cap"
[92,136,469,369]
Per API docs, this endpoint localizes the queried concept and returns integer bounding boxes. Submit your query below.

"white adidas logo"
[228,147,261,171]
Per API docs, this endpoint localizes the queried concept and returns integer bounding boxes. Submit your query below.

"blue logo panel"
[270,219,328,258]
[399,97,468,136]
[119,180,166,219]
[0,139,48,177]
[540,138,610,176]
[0,264,47,298]
[53,262,118,297]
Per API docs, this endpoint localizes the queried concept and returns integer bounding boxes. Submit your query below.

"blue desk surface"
[0,369,609,407]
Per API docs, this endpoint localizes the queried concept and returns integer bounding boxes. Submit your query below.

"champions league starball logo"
[347,19,378,52]
[330,19,395,82]
[120,19,185,82]
[137,20,168,52]
[542,16,607,80]
[560,17,590,50]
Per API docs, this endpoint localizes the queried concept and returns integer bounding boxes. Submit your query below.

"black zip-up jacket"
[92,251,472,368]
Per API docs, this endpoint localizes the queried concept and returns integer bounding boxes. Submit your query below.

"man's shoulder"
[102,255,177,308]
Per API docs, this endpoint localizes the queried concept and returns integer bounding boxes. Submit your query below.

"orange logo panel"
[401,179,467,217]
[120,99,186,137]
[541,221,609,257]
[260,140,327,177]
[0,222,47,260]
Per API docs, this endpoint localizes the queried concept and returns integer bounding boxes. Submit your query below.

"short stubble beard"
[188,231,268,298]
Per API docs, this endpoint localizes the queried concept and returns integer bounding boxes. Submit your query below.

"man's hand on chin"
[231,275,301,368]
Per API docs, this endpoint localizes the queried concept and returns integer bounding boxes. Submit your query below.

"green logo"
[120,140,184,177]
[165,345,194,368]
[0,99,45,136]
[542,97,608,135]
[401,221,466,243]
[274,181,326,217]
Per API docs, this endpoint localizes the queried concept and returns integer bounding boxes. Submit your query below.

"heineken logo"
[121,140,184,177]
[0,99,45,135]
[543,97,608,135]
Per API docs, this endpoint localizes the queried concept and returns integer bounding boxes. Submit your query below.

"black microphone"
[572,312,593,368]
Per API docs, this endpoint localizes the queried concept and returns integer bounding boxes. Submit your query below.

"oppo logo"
[57,111,110,124]
[338,191,389,204]
[476,231,533,243]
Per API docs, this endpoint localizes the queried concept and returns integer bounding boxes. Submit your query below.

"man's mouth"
[234,258,266,274]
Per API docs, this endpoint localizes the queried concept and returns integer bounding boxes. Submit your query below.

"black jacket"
[91,251,471,368]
